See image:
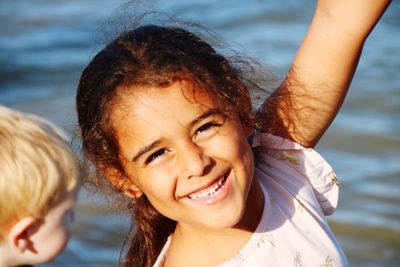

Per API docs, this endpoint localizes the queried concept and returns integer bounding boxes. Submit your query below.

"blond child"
[0,106,80,266]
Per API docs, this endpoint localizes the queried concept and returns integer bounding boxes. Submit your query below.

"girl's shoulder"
[251,132,339,216]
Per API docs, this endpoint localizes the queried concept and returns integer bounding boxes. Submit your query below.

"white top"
[153,133,349,267]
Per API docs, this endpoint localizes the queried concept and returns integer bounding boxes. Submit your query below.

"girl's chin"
[184,206,245,232]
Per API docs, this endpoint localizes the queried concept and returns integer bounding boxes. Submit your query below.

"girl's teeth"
[189,176,226,200]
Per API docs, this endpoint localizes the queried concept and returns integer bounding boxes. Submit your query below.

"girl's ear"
[240,116,254,137]
[7,216,36,253]
[100,164,143,199]
[243,125,254,137]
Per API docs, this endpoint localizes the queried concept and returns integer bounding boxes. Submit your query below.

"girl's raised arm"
[256,0,391,148]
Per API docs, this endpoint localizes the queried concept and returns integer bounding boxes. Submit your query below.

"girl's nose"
[178,141,211,180]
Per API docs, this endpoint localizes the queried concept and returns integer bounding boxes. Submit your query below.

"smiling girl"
[75,0,390,266]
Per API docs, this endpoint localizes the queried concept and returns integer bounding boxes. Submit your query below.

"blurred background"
[1,0,399,266]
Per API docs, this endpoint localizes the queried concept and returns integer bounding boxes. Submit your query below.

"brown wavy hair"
[76,24,273,267]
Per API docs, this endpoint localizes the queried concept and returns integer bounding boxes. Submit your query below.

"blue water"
[1,0,399,266]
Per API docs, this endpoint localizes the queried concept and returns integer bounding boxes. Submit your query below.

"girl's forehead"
[112,81,219,119]
[110,81,218,131]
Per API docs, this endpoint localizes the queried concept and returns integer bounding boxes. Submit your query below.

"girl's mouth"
[187,172,229,201]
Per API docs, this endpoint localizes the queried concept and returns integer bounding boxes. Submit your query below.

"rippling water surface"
[1,0,399,266]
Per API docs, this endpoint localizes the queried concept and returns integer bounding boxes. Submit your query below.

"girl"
[76,0,390,266]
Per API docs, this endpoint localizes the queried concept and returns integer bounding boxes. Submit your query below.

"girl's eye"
[196,122,222,136]
[145,149,167,164]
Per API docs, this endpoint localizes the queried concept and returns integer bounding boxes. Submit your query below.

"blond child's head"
[0,105,80,266]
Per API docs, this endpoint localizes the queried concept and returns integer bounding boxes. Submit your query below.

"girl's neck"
[165,177,264,267]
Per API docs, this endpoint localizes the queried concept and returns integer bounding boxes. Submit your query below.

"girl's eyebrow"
[189,108,224,128]
[131,108,225,162]
[132,140,161,162]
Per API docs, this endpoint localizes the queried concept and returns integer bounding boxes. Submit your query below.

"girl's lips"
[185,171,231,204]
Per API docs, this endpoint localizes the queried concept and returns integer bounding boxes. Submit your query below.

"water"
[1,0,399,266]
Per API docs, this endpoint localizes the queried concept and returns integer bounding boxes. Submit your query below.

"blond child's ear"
[7,216,36,253]
[100,164,143,199]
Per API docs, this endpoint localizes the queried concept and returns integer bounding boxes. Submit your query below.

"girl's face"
[111,81,259,231]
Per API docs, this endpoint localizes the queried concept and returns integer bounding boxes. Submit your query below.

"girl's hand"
[315,0,392,39]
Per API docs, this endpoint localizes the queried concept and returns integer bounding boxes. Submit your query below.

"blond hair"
[0,106,79,239]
